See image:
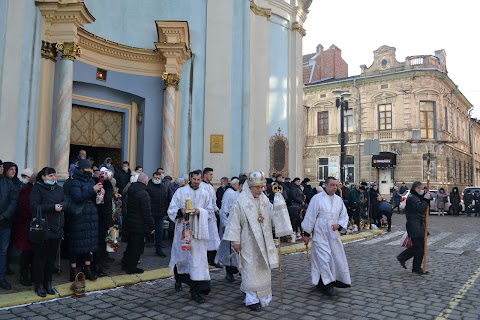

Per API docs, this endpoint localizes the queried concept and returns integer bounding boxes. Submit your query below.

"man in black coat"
[124,173,155,274]
[146,172,168,258]
[216,177,229,210]
[396,181,431,275]
[114,161,131,194]
[0,160,18,289]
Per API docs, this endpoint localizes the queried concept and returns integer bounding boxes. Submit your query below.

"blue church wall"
[268,14,289,138]
[82,0,208,174]
[51,60,164,174]
[0,1,8,100]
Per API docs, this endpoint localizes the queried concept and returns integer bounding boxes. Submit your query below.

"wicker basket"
[70,272,86,297]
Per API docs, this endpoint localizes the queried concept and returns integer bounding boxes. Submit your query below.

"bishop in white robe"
[302,177,351,297]
[223,171,291,312]
[168,170,213,303]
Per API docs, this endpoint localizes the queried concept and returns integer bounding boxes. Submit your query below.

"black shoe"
[0,279,12,290]
[225,273,235,283]
[191,291,205,304]
[83,266,97,281]
[95,269,108,277]
[247,303,261,312]
[156,251,167,258]
[387,228,391,232]
[126,267,144,274]
[5,269,15,276]
[325,286,336,297]
[44,281,55,295]
[175,281,182,292]
[396,256,407,269]
[412,269,429,275]
[35,285,47,297]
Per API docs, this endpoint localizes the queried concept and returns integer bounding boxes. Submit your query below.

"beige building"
[303,45,478,195]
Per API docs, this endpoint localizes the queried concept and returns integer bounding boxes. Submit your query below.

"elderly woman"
[29,167,68,297]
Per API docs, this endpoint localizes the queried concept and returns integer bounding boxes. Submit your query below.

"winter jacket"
[114,169,131,194]
[146,180,168,218]
[392,189,401,207]
[405,190,429,238]
[69,168,99,255]
[288,184,305,207]
[125,182,154,235]
[435,191,448,211]
[449,188,461,206]
[378,200,393,216]
[303,185,313,200]
[0,175,18,228]
[29,181,69,240]
[347,187,361,211]
[14,183,34,250]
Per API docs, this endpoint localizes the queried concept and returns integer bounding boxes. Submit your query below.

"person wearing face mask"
[302,178,313,201]
[69,159,103,282]
[29,167,69,297]
[20,168,34,186]
[396,181,432,275]
[100,157,115,175]
[114,161,131,195]
[146,172,168,258]
[449,187,461,216]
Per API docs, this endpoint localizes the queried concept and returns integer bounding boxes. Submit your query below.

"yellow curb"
[279,246,297,255]
[110,274,141,287]
[0,290,54,308]
[136,268,171,282]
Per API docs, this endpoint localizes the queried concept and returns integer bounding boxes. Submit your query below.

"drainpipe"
[354,78,361,182]
[468,107,474,185]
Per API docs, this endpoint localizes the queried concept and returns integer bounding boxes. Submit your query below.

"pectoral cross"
[258,214,264,224]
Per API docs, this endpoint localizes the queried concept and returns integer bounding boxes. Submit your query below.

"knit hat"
[0,159,3,166]
[77,159,91,170]
[21,168,34,177]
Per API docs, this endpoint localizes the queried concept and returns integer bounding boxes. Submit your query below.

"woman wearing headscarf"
[29,167,69,297]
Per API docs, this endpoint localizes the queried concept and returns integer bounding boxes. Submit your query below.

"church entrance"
[70,105,124,170]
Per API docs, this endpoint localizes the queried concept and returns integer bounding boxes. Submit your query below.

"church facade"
[0,0,311,179]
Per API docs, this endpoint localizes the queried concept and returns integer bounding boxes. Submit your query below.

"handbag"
[400,231,413,248]
[29,207,48,242]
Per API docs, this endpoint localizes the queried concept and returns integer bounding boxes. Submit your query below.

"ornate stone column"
[53,42,81,178]
[161,73,180,175]
[155,21,191,176]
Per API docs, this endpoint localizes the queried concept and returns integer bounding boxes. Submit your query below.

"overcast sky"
[303,0,480,118]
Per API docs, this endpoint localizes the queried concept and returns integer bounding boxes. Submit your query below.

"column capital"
[162,72,180,90]
[250,0,272,20]
[292,22,306,37]
[41,41,58,61]
[56,42,81,60]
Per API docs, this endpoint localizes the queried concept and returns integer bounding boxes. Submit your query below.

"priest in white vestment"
[223,171,291,312]
[199,167,221,267]
[302,176,351,297]
[168,170,213,304]
[215,178,243,282]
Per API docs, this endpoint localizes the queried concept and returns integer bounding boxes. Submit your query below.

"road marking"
[360,231,403,244]
[386,231,452,246]
[444,233,477,249]
[476,247,480,252]
[435,265,480,320]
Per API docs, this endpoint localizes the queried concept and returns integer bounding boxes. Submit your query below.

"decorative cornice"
[162,72,180,90]
[292,22,306,37]
[41,41,57,61]
[250,0,272,19]
[56,42,81,60]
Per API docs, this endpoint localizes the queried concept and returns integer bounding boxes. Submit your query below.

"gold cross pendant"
[258,215,264,224]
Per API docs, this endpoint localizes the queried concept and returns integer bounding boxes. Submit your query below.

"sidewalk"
[0,229,383,308]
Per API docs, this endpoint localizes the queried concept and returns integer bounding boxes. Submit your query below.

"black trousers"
[397,237,424,272]
[174,265,211,295]
[19,250,33,281]
[207,251,217,266]
[32,239,60,285]
[225,265,239,276]
[124,233,145,271]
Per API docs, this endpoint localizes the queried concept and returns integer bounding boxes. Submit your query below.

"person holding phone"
[29,167,69,297]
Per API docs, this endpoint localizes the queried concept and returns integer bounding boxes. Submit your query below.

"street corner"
[341,229,384,243]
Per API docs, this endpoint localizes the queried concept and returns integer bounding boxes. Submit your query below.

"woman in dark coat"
[396,181,431,275]
[13,172,37,286]
[449,187,461,216]
[69,159,103,281]
[392,186,401,213]
[29,167,69,297]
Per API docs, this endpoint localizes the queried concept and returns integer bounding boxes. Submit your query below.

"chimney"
[316,44,324,55]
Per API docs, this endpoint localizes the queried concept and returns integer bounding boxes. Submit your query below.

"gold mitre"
[248,171,265,187]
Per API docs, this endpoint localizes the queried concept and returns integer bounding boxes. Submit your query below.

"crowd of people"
[0,150,463,310]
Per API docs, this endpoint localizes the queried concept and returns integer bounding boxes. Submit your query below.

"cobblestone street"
[1,214,479,320]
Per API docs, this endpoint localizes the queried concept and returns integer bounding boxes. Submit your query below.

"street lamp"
[333,88,351,184]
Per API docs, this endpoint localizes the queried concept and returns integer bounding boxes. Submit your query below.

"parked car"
[399,190,464,214]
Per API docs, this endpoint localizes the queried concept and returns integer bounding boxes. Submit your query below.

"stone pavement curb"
[0,229,384,309]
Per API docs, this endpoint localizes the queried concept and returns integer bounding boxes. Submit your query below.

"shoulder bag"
[29,207,48,242]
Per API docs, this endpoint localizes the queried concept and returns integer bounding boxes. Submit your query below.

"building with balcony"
[303,44,478,195]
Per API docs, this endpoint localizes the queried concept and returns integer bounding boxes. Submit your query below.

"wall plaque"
[210,134,224,153]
